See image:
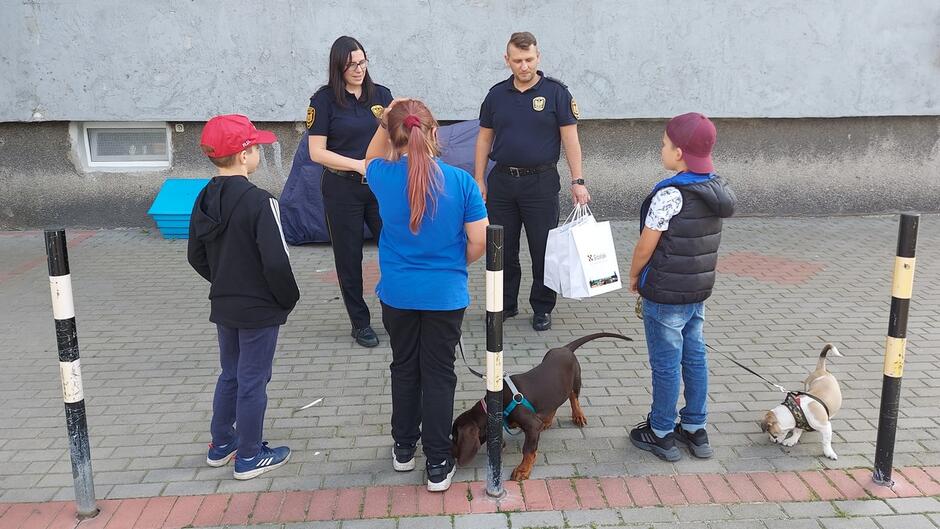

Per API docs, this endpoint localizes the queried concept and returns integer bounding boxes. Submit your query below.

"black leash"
[458,336,485,379]
[705,343,789,393]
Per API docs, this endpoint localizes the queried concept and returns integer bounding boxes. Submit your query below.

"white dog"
[759,344,843,460]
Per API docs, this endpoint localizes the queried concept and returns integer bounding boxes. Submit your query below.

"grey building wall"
[1,1,939,122]
[0,1,938,229]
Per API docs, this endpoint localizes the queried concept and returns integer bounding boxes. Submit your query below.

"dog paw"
[781,437,799,447]
[572,413,587,427]
[824,448,838,460]
[510,467,531,481]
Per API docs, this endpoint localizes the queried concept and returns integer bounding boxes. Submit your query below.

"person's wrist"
[570,178,585,186]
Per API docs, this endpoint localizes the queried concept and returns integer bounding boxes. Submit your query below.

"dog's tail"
[564,332,633,353]
[816,343,843,371]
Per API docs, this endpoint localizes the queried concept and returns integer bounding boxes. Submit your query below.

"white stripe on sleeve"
[268,198,290,257]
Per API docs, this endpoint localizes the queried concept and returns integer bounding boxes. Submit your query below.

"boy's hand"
[629,275,639,293]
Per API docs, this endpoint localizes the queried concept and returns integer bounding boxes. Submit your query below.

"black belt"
[495,163,556,177]
[326,168,367,184]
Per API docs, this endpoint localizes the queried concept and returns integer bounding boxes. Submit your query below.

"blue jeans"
[211,324,279,459]
[642,299,708,437]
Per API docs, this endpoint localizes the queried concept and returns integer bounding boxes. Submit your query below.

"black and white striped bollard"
[45,229,98,518]
[873,214,919,486]
[485,225,505,498]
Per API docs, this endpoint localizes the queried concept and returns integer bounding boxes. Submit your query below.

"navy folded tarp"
[279,119,493,245]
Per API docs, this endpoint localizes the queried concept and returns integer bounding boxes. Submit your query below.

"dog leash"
[457,336,485,379]
[635,296,790,394]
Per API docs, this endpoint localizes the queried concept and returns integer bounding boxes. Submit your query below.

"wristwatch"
[570,178,585,186]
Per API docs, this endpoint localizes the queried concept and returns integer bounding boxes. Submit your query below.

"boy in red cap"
[627,112,735,462]
[188,114,300,479]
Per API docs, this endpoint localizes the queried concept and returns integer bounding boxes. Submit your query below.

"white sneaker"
[426,459,456,492]
[392,443,416,472]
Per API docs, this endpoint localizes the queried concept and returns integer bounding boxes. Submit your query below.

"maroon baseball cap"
[200,114,277,158]
[665,112,716,174]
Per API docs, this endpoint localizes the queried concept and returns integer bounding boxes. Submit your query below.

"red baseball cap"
[200,114,277,158]
[665,112,716,174]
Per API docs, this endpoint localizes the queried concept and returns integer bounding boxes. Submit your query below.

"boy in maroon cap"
[188,114,300,479]
[627,113,735,462]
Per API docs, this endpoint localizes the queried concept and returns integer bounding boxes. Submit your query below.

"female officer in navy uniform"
[308,36,393,347]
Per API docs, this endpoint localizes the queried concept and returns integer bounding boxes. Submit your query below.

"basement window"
[82,122,171,168]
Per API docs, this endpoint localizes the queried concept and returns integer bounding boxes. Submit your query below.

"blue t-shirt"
[366,157,487,310]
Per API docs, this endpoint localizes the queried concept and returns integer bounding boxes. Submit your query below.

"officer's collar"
[507,70,545,93]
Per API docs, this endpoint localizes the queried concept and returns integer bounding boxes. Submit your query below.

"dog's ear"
[454,423,481,467]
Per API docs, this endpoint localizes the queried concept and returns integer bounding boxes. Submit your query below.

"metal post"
[45,229,98,519]
[873,214,919,486]
[484,225,505,498]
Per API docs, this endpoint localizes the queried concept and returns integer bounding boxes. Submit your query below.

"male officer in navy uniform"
[474,31,591,331]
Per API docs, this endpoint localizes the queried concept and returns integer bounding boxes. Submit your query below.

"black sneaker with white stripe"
[630,416,681,462]
[392,442,416,472]
[426,458,456,492]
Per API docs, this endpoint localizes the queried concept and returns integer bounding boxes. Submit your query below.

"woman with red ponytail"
[364,98,489,492]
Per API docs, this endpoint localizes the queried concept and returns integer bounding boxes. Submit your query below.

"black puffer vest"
[637,175,736,304]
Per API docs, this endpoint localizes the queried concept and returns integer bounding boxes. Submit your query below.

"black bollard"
[44,229,99,518]
[484,225,505,498]
[873,214,919,486]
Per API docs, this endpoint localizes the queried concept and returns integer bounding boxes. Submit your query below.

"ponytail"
[385,99,443,234]
[405,124,442,234]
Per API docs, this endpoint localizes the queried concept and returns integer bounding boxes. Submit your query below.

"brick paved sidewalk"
[3,466,940,528]
[1,216,940,523]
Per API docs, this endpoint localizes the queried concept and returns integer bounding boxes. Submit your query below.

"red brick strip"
[4,466,940,528]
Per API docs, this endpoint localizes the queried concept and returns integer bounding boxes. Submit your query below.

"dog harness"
[782,391,831,432]
[478,374,537,435]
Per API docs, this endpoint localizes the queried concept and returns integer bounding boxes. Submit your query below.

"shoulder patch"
[570,98,580,120]
[544,75,568,88]
[305,107,315,128]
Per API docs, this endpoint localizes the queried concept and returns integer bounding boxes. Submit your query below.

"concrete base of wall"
[0,117,937,229]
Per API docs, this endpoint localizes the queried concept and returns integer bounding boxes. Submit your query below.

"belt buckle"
[360,174,367,184]
[509,166,521,177]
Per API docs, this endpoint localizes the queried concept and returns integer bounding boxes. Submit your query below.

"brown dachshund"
[451,332,632,481]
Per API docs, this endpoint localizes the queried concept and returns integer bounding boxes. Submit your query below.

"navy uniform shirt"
[307,84,393,159]
[479,71,579,167]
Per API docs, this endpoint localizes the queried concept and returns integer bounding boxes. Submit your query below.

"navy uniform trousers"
[321,169,382,330]
[485,165,560,315]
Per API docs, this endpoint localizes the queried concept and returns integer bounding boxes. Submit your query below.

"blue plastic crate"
[147,178,210,239]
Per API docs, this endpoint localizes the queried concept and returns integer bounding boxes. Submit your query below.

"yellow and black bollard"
[873,213,919,486]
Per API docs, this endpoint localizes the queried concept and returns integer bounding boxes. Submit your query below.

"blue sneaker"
[233,442,290,480]
[206,440,237,467]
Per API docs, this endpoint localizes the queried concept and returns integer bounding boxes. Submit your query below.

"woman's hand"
[354,159,367,175]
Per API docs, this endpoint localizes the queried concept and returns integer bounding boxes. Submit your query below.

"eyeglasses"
[344,59,369,72]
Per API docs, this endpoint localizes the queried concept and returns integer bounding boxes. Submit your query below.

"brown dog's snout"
[454,423,482,466]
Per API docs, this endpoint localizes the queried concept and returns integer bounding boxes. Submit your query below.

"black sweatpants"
[321,169,382,329]
[485,165,561,315]
[381,302,465,463]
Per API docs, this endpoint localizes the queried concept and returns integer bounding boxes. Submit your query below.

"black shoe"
[673,424,714,459]
[426,458,456,492]
[352,326,379,348]
[502,308,518,321]
[532,312,551,331]
[392,442,416,472]
[630,416,681,462]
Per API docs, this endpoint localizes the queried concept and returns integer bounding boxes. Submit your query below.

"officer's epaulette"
[310,85,329,100]
[543,75,568,88]
[374,83,391,92]
[488,78,511,92]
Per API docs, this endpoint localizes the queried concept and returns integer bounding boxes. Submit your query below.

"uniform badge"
[305,107,315,128]
[571,98,581,119]
[371,105,384,118]
[532,96,546,112]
